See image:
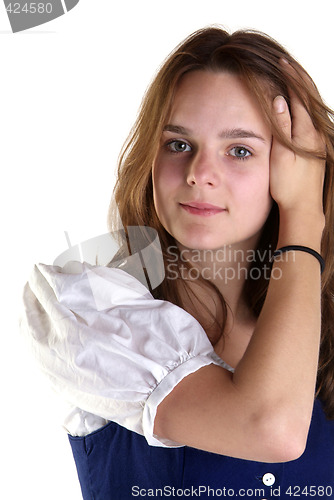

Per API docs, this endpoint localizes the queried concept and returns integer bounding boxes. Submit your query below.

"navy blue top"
[69,398,334,499]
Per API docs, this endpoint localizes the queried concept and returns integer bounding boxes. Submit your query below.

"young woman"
[21,27,334,499]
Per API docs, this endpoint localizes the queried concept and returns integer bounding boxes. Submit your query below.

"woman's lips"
[180,202,227,216]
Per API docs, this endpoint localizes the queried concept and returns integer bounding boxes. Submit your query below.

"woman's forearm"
[233,212,323,455]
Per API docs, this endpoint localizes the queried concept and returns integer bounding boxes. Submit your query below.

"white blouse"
[20,261,233,448]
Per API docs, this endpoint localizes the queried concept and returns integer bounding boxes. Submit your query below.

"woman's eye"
[228,146,252,159]
[166,140,192,153]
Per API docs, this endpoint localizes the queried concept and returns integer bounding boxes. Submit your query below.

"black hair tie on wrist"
[271,245,324,274]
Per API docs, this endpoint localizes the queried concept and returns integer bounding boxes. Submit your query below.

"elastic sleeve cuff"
[142,353,219,447]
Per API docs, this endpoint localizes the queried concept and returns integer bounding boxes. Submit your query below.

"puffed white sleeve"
[20,262,232,448]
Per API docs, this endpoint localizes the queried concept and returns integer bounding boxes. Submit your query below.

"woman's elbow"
[256,410,309,463]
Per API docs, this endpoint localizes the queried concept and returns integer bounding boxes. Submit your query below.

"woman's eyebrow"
[163,124,190,135]
[163,124,266,142]
[220,128,266,142]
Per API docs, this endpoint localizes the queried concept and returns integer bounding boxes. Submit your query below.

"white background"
[1,1,333,498]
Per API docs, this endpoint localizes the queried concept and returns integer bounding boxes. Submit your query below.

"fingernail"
[281,57,289,65]
[274,96,286,114]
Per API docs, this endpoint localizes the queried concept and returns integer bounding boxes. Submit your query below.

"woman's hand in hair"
[269,62,326,239]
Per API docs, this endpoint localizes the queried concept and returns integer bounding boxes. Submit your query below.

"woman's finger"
[273,95,291,140]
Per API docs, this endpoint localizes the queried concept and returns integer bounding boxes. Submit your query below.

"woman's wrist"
[276,209,324,252]
[271,246,325,273]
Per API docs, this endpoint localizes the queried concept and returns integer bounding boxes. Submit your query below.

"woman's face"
[152,70,273,251]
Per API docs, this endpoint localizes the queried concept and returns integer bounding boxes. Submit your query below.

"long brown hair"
[110,26,334,418]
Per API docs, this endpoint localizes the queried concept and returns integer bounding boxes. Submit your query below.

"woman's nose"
[186,149,220,187]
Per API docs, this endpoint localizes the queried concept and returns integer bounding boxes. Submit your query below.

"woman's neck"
[171,240,261,366]
[173,235,263,322]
